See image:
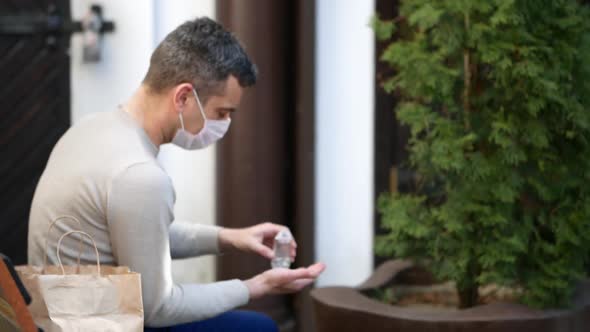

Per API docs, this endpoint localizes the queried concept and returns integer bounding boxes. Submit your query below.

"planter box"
[311,260,590,332]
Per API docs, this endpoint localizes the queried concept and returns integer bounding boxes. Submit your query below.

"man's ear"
[172,83,194,114]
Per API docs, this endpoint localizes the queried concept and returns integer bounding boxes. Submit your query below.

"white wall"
[70,0,217,284]
[315,0,375,286]
[70,1,154,123]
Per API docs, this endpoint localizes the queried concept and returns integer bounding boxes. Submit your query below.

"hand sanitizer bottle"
[271,229,293,269]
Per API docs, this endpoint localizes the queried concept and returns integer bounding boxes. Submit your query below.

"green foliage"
[374,0,590,309]
[371,14,397,41]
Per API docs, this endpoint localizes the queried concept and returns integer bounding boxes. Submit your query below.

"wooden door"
[0,0,72,264]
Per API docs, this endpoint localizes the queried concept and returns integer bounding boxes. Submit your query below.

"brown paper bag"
[17,228,143,332]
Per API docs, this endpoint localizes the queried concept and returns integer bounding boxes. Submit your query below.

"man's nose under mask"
[171,88,231,150]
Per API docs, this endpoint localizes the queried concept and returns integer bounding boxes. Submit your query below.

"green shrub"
[373,0,590,309]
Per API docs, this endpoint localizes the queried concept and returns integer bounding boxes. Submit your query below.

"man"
[27,17,325,331]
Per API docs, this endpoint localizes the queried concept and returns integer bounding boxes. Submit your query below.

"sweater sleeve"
[169,221,222,259]
[106,162,250,327]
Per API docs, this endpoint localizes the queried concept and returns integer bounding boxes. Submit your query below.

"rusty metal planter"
[311,260,590,332]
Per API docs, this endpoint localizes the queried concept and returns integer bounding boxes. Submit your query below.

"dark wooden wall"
[216,1,316,331]
[0,0,72,265]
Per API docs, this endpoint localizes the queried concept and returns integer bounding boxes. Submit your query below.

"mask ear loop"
[178,112,186,130]
[192,88,208,123]
[178,87,197,131]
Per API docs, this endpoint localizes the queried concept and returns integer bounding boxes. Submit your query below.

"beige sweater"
[27,108,249,327]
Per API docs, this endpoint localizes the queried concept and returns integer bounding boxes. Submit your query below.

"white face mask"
[172,88,231,150]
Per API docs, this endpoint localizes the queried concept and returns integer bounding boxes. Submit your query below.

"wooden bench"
[0,254,37,332]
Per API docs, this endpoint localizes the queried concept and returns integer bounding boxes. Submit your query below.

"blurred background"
[0,1,403,331]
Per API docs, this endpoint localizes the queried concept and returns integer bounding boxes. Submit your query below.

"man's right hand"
[244,263,326,300]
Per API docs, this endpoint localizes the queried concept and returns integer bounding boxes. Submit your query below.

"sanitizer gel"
[271,229,293,269]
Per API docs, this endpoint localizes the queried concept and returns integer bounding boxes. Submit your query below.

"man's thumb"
[256,243,274,259]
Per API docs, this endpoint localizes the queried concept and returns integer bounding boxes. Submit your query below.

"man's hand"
[219,222,296,261]
[244,263,326,300]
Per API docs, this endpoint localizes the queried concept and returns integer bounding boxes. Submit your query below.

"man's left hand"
[218,222,297,261]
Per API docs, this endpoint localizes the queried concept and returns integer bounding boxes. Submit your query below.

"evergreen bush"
[373,0,590,309]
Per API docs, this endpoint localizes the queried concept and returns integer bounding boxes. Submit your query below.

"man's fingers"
[255,243,275,259]
[271,263,325,284]
[281,278,315,292]
[256,263,327,297]
[307,262,326,277]
[263,238,274,248]
[284,267,312,280]
[271,267,312,284]
[260,222,286,236]
[260,223,294,244]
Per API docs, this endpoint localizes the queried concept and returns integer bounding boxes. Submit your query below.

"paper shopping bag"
[17,229,143,332]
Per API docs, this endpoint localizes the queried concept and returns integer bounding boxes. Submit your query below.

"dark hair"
[143,17,257,100]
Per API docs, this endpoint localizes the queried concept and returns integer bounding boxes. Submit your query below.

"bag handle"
[56,231,101,276]
[44,215,84,270]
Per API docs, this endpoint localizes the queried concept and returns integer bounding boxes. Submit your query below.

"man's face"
[181,75,244,135]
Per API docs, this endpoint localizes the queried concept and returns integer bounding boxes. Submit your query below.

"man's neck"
[123,86,172,147]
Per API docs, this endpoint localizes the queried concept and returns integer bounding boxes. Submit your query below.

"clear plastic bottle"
[271,229,293,269]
